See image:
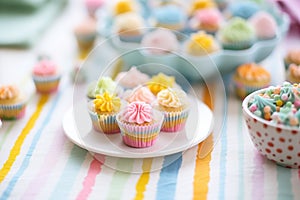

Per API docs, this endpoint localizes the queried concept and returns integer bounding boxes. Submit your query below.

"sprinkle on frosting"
[122,101,152,124]
[94,77,117,96]
[93,92,121,113]
[0,85,19,100]
[147,73,175,95]
[33,60,57,76]
[115,67,150,88]
[126,86,155,104]
[157,88,185,108]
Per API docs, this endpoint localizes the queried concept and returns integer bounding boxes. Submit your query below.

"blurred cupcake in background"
[226,1,260,19]
[115,66,150,89]
[189,8,223,34]
[185,31,220,56]
[153,4,187,31]
[249,11,278,40]
[114,12,145,43]
[232,63,271,99]
[287,63,300,84]
[284,49,300,70]
[85,0,105,18]
[113,0,137,16]
[32,58,61,94]
[189,0,216,16]
[140,29,179,66]
[147,73,176,95]
[74,17,97,55]
[0,85,27,120]
[218,17,255,50]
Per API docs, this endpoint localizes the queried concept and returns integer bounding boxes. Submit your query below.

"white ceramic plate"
[63,98,213,158]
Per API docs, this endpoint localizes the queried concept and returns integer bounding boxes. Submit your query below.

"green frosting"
[87,77,117,99]
[220,17,255,42]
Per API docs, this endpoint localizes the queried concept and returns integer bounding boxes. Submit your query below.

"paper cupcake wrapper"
[33,74,61,94]
[88,110,120,134]
[116,111,164,148]
[0,102,26,120]
[233,79,269,99]
[222,39,255,50]
[161,108,189,132]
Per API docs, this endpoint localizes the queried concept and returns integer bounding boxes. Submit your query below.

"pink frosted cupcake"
[125,85,155,104]
[189,8,223,34]
[0,85,27,120]
[155,88,189,132]
[115,66,150,89]
[32,59,61,94]
[116,101,164,148]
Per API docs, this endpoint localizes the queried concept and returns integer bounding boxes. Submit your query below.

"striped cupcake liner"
[161,108,189,132]
[88,109,120,134]
[233,79,269,99]
[32,74,61,94]
[116,110,164,148]
[0,102,26,120]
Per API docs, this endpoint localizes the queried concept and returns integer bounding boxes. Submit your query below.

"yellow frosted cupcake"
[147,73,175,95]
[0,85,27,120]
[155,88,189,132]
[185,31,220,56]
[233,63,271,99]
[88,92,121,134]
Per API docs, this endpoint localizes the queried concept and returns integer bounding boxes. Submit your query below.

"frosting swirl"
[33,60,57,76]
[115,67,150,88]
[148,73,175,95]
[122,101,152,124]
[0,85,19,100]
[286,50,300,65]
[157,88,184,108]
[93,92,121,113]
[94,77,117,96]
[235,63,270,82]
[126,86,155,104]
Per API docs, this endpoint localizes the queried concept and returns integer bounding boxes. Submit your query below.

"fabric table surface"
[0,1,300,199]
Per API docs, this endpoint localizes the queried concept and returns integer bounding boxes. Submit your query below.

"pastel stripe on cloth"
[193,85,213,199]
[76,156,105,200]
[156,152,182,200]
[252,152,265,200]
[134,158,153,200]
[49,145,87,199]
[277,166,293,199]
[106,158,134,199]
[0,95,50,183]
[0,90,62,198]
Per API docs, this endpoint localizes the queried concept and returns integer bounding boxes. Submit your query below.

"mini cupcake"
[88,92,121,134]
[113,12,145,43]
[226,1,260,19]
[287,64,300,84]
[189,8,223,34]
[125,86,156,104]
[147,73,175,95]
[185,31,220,56]
[32,59,61,94]
[85,0,105,18]
[115,66,150,89]
[87,76,117,99]
[155,88,189,132]
[189,0,216,15]
[233,63,271,99]
[249,11,278,40]
[284,50,300,70]
[0,85,26,120]
[218,17,255,50]
[116,101,164,148]
[153,5,186,31]
[74,17,97,54]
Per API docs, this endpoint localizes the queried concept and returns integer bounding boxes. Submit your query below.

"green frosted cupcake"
[218,17,255,50]
[87,77,117,100]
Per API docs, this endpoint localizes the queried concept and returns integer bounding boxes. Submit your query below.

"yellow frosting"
[0,85,19,100]
[114,0,134,15]
[187,31,218,55]
[147,73,175,95]
[93,92,121,113]
[157,89,182,108]
[190,0,216,14]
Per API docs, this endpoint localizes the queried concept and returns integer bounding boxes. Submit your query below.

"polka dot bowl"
[242,89,300,168]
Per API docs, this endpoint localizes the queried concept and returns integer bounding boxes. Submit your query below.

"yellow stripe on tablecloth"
[0,95,50,183]
[134,158,153,200]
[193,85,214,200]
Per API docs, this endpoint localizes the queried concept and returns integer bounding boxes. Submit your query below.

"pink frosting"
[85,0,104,8]
[122,101,152,124]
[33,60,57,76]
[141,29,179,55]
[126,86,155,104]
[115,67,150,88]
[191,8,222,27]
[249,11,277,39]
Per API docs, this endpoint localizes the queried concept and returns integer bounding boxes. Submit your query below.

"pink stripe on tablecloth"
[252,152,264,200]
[76,155,105,200]
[22,128,67,197]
